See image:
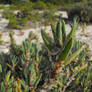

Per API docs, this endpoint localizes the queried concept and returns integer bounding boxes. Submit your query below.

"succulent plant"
[41,19,89,91]
[0,31,42,92]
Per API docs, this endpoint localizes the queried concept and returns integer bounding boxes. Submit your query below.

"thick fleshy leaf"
[0,64,2,73]
[67,18,78,39]
[41,29,53,51]
[62,20,66,43]
[51,23,56,42]
[58,38,74,61]
[56,21,63,46]
[64,46,83,66]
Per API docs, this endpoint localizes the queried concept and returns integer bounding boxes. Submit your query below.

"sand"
[0,11,92,61]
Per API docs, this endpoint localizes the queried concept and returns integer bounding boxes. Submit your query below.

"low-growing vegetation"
[0,0,92,92]
[0,20,91,92]
[0,0,91,29]
[3,6,58,29]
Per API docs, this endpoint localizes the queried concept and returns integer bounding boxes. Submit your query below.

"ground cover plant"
[2,5,58,29]
[0,19,91,92]
[0,31,42,92]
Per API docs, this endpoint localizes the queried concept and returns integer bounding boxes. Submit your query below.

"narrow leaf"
[0,64,2,73]
[56,21,63,46]
[67,19,78,39]
[58,38,74,61]
[74,64,87,74]
[51,23,56,42]
[5,71,11,83]
[64,46,83,66]
[34,73,42,88]
[62,20,66,42]
[41,29,53,51]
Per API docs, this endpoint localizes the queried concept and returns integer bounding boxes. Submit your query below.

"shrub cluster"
[0,20,91,92]
[3,4,57,29]
[67,1,92,23]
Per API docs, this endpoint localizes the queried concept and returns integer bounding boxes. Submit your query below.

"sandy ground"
[0,11,92,61]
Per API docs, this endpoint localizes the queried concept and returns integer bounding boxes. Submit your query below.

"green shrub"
[32,1,47,10]
[18,5,33,17]
[68,2,92,23]
[46,3,58,9]
[9,4,17,10]
[8,14,28,29]
[41,0,65,5]
[43,9,57,23]
[0,31,42,92]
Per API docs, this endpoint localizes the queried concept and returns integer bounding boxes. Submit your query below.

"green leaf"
[67,18,78,39]
[41,29,53,51]
[21,80,28,91]
[62,20,66,43]
[34,73,42,88]
[64,46,83,66]
[1,82,5,92]
[0,64,2,73]
[58,38,74,61]
[51,23,56,42]
[56,21,63,46]
[5,71,11,83]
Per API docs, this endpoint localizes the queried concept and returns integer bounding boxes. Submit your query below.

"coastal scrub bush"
[67,1,92,23]
[43,9,57,23]
[32,1,47,10]
[18,5,33,17]
[8,14,28,29]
